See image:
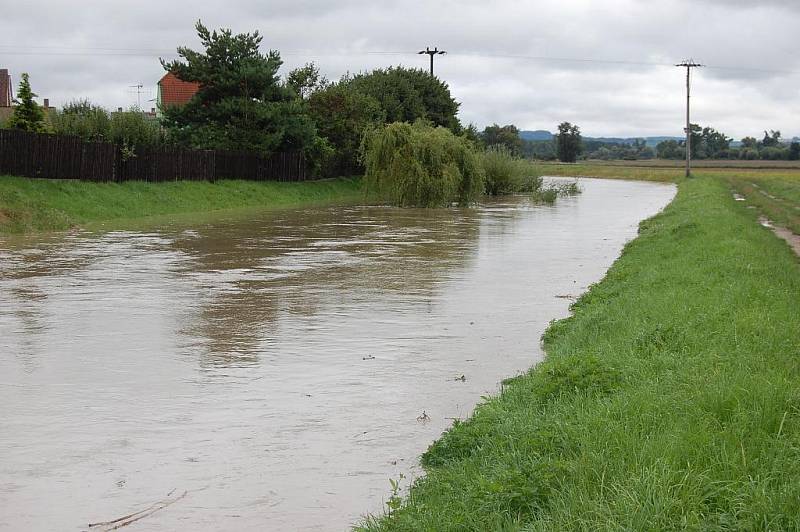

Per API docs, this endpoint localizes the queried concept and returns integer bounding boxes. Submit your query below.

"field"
[360,174,800,531]
[0,176,363,234]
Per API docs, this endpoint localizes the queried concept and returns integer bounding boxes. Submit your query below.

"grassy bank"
[530,160,800,184]
[0,176,363,233]
[360,177,800,530]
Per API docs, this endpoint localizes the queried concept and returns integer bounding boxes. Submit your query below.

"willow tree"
[361,121,484,207]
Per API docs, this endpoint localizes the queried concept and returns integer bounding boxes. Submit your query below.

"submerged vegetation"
[360,177,800,530]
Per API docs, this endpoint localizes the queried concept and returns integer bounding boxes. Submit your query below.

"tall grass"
[358,177,800,530]
[482,146,543,196]
[361,121,484,207]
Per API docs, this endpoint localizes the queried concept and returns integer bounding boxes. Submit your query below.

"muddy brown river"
[0,178,674,531]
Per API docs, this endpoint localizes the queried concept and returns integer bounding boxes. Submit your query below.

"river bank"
[360,177,800,530]
[0,176,363,234]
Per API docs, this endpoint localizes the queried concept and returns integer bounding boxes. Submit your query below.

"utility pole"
[675,60,703,178]
[418,47,446,76]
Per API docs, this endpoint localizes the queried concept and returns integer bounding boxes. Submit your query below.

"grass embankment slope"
[0,176,362,233]
[361,177,800,530]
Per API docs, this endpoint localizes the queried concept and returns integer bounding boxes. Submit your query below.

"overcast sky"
[2,0,798,138]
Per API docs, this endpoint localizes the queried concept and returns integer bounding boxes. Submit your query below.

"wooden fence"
[0,129,309,182]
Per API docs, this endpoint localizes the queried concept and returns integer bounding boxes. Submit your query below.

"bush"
[50,100,111,142]
[361,121,484,207]
[482,145,524,195]
[109,109,163,150]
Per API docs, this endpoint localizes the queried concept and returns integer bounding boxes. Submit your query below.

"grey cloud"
[1,0,797,138]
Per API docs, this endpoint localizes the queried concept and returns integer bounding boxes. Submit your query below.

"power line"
[0,44,796,75]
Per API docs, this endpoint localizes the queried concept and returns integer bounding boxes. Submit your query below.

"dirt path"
[759,216,800,257]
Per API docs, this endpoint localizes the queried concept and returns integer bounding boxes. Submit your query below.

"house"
[156,72,200,116]
[0,69,54,124]
[0,69,12,123]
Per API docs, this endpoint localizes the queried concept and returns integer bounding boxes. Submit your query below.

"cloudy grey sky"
[2,0,798,138]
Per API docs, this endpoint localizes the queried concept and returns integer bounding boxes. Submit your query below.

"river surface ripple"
[0,178,675,531]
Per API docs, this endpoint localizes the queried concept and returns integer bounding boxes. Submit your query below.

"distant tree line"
[656,126,799,161]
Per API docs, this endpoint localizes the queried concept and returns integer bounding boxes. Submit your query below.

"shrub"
[50,100,111,142]
[109,109,163,150]
[361,121,484,207]
[482,145,524,195]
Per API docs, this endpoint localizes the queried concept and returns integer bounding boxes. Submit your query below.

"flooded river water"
[0,178,674,531]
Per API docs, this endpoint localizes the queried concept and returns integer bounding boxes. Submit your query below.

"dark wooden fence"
[0,129,309,182]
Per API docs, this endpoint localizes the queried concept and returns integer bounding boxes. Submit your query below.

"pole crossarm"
[418,46,447,76]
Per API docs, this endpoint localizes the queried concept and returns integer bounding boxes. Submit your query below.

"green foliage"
[481,124,523,156]
[658,127,795,161]
[361,121,484,207]
[161,21,324,163]
[50,100,111,141]
[344,67,460,131]
[656,139,684,159]
[8,73,46,132]
[586,138,655,160]
[109,108,163,157]
[307,84,385,175]
[555,121,582,163]
[481,145,527,195]
[762,129,781,148]
[285,62,329,99]
[789,142,800,161]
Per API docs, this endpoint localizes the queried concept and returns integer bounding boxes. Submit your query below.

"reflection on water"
[0,178,674,531]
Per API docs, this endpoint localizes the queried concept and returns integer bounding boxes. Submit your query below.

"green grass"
[726,176,800,235]
[0,176,364,233]
[531,161,800,185]
[358,177,800,530]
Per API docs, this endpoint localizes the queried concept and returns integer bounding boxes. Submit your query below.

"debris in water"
[89,489,187,530]
[416,411,431,423]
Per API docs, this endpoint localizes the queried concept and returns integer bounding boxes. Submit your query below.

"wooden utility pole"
[676,60,703,178]
[418,47,446,76]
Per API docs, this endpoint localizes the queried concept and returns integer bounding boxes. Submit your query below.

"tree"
[286,62,329,100]
[700,126,731,159]
[361,121,483,207]
[740,137,758,149]
[344,67,460,131]
[307,84,384,175]
[8,73,46,132]
[656,140,684,160]
[160,21,326,162]
[789,142,800,161]
[555,122,582,163]
[50,99,111,141]
[109,108,163,150]
[762,130,781,148]
[480,124,523,156]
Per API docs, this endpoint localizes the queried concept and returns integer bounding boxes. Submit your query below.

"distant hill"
[520,131,682,147]
[519,130,553,141]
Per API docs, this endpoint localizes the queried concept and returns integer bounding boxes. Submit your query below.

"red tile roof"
[158,72,200,107]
